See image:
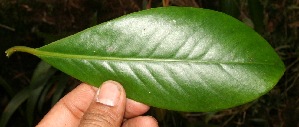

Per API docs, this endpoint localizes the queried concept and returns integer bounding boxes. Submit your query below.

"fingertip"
[95,80,124,106]
[125,99,150,118]
[79,80,126,127]
[80,83,98,91]
[122,116,158,127]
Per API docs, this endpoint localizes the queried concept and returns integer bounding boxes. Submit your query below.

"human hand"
[37,80,158,127]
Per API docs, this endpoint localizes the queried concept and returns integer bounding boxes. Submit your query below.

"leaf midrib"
[7,46,279,66]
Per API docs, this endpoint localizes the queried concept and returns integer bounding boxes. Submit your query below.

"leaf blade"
[5,7,285,112]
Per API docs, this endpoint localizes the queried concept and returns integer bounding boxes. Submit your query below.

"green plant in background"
[0,61,72,127]
[5,6,285,113]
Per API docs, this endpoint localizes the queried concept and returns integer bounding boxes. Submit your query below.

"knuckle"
[79,107,120,127]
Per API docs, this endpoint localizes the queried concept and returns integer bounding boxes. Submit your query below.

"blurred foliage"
[1,0,299,126]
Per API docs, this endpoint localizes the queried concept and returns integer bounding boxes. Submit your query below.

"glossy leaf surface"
[6,7,285,112]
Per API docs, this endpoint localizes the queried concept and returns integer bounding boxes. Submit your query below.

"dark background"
[1,0,299,126]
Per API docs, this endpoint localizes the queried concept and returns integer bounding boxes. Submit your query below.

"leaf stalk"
[5,46,36,57]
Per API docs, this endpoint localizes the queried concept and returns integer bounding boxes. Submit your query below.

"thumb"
[79,81,126,127]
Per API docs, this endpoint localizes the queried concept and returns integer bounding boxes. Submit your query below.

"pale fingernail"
[95,81,121,106]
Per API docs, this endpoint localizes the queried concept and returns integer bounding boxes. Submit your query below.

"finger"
[122,116,158,127]
[36,83,97,127]
[79,80,126,127]
[125,99,150,118]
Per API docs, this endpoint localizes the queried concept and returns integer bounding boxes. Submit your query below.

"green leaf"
[0,76,15,97]
[248,0,265,33]
[50,74,69,107]
[26,61,56,126]
[0,87,30,127]
[220,0,240,18]
[5,7,285,112]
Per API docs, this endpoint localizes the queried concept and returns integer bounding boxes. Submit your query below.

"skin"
[37,81,158,127]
